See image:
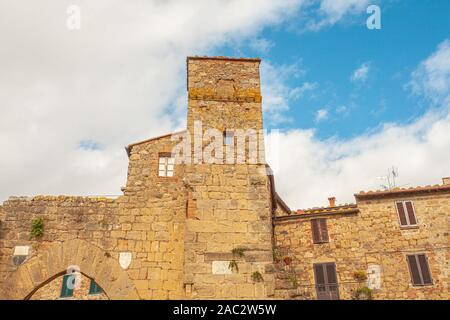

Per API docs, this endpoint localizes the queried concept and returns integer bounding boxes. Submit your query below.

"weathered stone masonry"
[0,56,448,300]
[274,182,450,300]
[0,56,276,300]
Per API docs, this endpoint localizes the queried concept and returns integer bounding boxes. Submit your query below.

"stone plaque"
[212,261,232,275]
[367,264,381,290]
[13,246,30,256]
[119,252,132,270]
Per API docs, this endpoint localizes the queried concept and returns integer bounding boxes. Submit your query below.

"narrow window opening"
[396,201,418,227]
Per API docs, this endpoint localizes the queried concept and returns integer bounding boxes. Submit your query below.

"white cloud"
[315,109,329,122]
[306,0,370,30]
[289,82,318,100]
[267,40,450,209]
[410,39,450,103]
[351,62,370,82]
[336,105,348,114]
[260,60,308,124]
[0,0,304,201]
[0,0,417,205]
[249,38,275,54]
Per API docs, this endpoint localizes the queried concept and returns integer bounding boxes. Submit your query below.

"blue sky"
[215,0,450,139]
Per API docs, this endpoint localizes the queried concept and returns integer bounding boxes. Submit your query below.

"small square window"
[158,154,175,177]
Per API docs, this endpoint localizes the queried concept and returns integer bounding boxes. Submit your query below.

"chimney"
[443,177,450,185]
[328,197,336,208]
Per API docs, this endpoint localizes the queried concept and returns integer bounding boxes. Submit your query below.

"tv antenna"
[377,167,399,190]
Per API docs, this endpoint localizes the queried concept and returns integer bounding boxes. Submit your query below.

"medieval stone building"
[0,56,448,300]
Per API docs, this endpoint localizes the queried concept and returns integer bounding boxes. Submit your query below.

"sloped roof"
[275,204,359,222]
[355,183,450,200]
[125,130,186,157]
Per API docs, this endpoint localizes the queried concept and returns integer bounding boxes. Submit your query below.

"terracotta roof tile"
[355,183,450,200]
[295,204,358,215]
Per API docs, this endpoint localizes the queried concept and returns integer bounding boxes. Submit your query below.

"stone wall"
[182,57,275,299]
[0,56,448,300]
[0,56,276,300]
[0,133,187,299]
[273,191,450,300]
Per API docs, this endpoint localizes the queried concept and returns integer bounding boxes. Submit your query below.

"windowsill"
[411,283,434,288]
[400,225,420,230]
[156,176,178,182]
[58,297,74,300]
[313,241,330,244]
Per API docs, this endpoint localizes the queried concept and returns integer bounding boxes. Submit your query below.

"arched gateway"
[0,239,138,300]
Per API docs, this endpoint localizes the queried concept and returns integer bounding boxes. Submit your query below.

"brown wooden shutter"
[314,264,325,285]
[325,263,337,284]
[407,255,422,285]
[417,254,432,285]
[311,219,320,243]
[319,219,329,242]
[405,201,417,225]
[396,202,408,226]
[314,263,340,300]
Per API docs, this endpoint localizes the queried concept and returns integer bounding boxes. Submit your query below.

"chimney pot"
[443,177,450,185]
[328,197,336,208]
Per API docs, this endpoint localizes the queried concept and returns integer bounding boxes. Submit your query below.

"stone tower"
[182,57,275,298]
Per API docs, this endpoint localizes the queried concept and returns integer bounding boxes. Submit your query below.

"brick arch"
[0,239,138,300]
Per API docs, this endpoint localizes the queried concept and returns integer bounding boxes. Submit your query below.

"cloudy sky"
[1,0,449,209]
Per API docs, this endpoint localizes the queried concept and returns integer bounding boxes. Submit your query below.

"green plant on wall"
[272,246,282,263]
[353,270,368,282]
[251,271,264,283]
[229,247,246,273]
[229,260,239,273]
[352,286,374,300]
[231,247,246,258]
[30,218,44,239]
[289,274,299,289]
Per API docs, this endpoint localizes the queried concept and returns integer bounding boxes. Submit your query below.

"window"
[313,263,339,300]
[60,274,74,298]
[396,201,418,227]
[406,254,433,286]
[311,218,329,243]
[224,131,234,146]
[158,153,174,177]
[89,279,102,295]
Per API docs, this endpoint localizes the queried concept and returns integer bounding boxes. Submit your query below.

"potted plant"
[283,256,292,266]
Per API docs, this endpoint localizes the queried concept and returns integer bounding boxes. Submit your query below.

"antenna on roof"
[390,166,399,188]
[377,166,399,190]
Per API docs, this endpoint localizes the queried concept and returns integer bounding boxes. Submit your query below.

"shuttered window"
[60,274,74,298]
[311,218,329,243]
[313,263,339,300]
[89,279,102,295]
[407,254,433,286]
[158,153,174,177]
[396,201,418,227]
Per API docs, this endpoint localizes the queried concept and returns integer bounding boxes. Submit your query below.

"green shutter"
[60,274,74,298]
[89,279,102,294]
